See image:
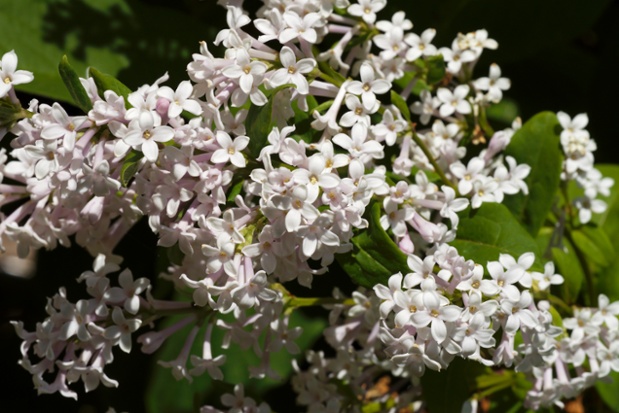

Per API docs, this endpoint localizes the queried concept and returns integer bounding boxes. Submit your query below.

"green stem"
[546,294,573,316]
[409,126,458,193]
[289,296,356,308]
[478,106,495,137]
[313,65,343,87]
[476,380,513,399]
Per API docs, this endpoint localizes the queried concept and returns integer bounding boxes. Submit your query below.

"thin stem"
[409,125,459,193]
[546,294,573,316]
[289,296,355,308]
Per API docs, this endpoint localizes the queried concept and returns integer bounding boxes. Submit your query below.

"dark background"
[1,0,618,412]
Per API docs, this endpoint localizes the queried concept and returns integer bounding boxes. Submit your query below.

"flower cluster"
[2,0,617,411]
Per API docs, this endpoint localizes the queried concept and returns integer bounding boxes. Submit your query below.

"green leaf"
[486,98,519,125]
[289,95,320,144]
[593,164,619,245]
[88,66,132,106]
[245,97,274,161]
[245,84,302,159]
[146,310,326,413]
[58,55,93,113]
[421,358,484,413]
[0,0,225,104]
[450,203,541,268]
[390,90,411,122]
[571,225,616,268]
[425,55,446,85]
[503,111,564,237]
[596,371,619,412]
[119,149,143,187]
[536,227,584,304]
[594,164,619,302]
[337,202,409,288]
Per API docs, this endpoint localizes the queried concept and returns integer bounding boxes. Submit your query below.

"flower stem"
[409,124,459,193]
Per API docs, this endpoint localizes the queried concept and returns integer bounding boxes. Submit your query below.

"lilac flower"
[0,50,34,98]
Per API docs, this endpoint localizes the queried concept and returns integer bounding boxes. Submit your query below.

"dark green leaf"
[226,179,245,203]
[486,98,520,125]
[596,371,619,412]
[593,164,619,245]
[503,111,564,237]
[536,227,584,304]
[88,66,132,106]
[597,258,619,302]
[58,55,93,113]
[421,358,484,413]
[245,97,275,161]
[390,90,411,122]
[289,95,320,144]
[0,0,221,104]
[450,203,542,268]
[120,149,143,187]
[245,84,298,159]
[425,55,446,85]
[571,225,615,268]
[337,202,409,288]
[594,164,619,302]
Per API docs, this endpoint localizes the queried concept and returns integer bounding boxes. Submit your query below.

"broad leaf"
[421,358,484,413]
[425,55,446,85]
[503,111,563,237]
[245,98,274,161]
[58,55,93,113]
[536,227,584,305]
[486,98,519,125]
[450,203,541,268]
[337,202,409,289]
[88,67,132,106]
[0,0,220,104]
[289,95,320,144]
[596,371,619,412]
[593,164,619,244]
[119,149,143,187]
[571,225,615,268]
[593,164,619,302]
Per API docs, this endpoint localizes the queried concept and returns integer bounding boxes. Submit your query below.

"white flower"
[269,46,316,95]
[157,80,203,118]
[279,11,323,44]
[348,0,386,24]
[437,85,471,117]
[0,50,34,98]
[347,63,391,111]
[474,63,510,102]
[104,269,150,315]
[405,28,438,61]
[122,116,174,162]
[103,307,142,353]
[210,131,249,168]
